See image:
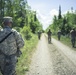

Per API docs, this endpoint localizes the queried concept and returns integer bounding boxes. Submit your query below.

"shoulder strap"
[0,32,13,43]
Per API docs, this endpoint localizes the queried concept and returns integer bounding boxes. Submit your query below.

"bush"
[16,34,38,75]
[14,27,22,32]
[21,26,32,40]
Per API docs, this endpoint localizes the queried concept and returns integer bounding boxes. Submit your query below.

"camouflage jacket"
[0,27,24,55]
[70,30,76,39]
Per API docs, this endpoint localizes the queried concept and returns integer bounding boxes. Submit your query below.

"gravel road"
[26,34,76,75]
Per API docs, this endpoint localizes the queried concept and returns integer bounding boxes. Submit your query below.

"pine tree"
[34,11,37,21]
[58,5,62,19]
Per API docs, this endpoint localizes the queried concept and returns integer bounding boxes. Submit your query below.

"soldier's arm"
[14,30,24,49]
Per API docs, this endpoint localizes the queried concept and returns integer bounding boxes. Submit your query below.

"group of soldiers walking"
[70,28,76,48]
[47,28,76,48]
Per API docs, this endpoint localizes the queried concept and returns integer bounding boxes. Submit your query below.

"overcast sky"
[27,0,76,30]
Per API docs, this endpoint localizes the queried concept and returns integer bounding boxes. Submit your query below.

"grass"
[16,34,38,75]
[52,35,76,50]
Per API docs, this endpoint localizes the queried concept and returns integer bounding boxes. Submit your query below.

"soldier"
[70,28,76,48]
[47,29,52,43]
[0,26,2,31]
[0,16,24,75]
[57,30,61,40]
[38,31,41,40]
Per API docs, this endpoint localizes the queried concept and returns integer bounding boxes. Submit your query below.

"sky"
[27,0,76,30]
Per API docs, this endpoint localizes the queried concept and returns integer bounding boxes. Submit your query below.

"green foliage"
[16,33,38,75]
[0,0,43,35]
[30,19,43,33]
[46,6,76,36]
[53,35,75,50]
[21,26,32,40]
[14,27,22,32]
[48,11,76,35]
[58,5,62,19]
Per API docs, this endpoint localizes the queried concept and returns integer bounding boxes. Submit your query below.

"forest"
[0,0,43,40]
[0,0,76,37]
[47,6,76,36]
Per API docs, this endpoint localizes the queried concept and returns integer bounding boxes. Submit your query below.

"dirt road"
[26,34,76,75]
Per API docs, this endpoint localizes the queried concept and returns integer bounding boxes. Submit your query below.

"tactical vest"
[0,29,17,55]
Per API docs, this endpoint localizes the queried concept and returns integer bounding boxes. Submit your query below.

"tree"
[52,15,58,31]
[0,0,4,23]
[0,0,43,35]
[58,5,62,19]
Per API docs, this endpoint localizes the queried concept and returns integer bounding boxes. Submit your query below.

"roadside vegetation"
[52,35,76,51]
[46,6,76,35]
[16,33,38,75]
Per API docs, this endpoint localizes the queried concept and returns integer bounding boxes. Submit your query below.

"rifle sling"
[0,32,13,43]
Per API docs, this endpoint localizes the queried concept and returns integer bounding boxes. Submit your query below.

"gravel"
[26,34,76,75]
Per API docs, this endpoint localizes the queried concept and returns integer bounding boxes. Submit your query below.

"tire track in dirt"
[48,43,76,75]
[26,34,76,75]
[26,34,55,75]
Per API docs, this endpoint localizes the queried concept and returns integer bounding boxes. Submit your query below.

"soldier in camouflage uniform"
[57,30,61,40]
[0,17,24,75]
[70,28,76,48]
[47,29,52,43]
[38,31,41,40]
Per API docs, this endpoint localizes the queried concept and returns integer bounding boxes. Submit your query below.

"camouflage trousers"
[0,54,17,75]
[48,36,51,43]
[58,35,61,40]
[71,38,75,47]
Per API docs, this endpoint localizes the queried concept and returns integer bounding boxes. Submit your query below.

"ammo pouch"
[5,55,11,65]
[16,49,22,57]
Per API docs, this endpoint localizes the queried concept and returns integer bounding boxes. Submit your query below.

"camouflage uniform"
[38,31,41,40]
[47,29,52,43]
[70,29,76,47]
[0,17,24,75]
[57,30,61,40]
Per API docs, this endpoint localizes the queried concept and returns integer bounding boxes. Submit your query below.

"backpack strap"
[0,32,13,43]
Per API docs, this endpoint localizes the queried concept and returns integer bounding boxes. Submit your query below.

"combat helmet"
[3,16,13,23]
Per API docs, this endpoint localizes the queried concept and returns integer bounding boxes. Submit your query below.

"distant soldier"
[0,26,2,31]
[0,16,24,75]
[57,30,61,40]
[38,31,41,40]
[70,28,76,47]
[47,29,52,43]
